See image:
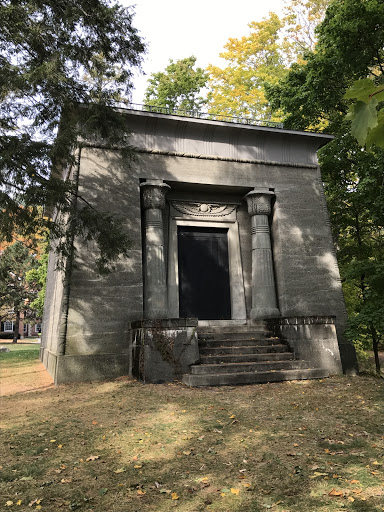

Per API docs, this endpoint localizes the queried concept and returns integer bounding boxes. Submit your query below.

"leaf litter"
[1,368,384,511]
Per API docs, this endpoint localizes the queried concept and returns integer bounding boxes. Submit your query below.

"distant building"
[1,316,42,339]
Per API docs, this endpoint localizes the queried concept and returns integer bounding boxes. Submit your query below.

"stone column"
[245,188,280,319]
[141,180,170,319]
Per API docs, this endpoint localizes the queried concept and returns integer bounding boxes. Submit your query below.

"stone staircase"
[182,323,329,387]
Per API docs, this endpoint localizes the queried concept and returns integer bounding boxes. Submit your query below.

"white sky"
[121,0,285,104]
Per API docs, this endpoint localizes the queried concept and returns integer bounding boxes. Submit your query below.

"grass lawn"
[1,349,384,511]
[0,343,40,365]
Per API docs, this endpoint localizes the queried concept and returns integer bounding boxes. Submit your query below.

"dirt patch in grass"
[0,344,54,397]
[1,354,384,512]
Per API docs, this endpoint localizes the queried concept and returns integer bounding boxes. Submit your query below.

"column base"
[250,308,280,320]
[144,309,169,320]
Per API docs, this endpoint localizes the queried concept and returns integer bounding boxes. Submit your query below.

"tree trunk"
[370,324,381,376]
[12,311,20,344]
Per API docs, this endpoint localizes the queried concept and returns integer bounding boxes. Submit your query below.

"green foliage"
[345,79,384,148]
[0,0,145,273]
[267,0,384,371]
[26,251,48,319]
[0,242,40,341]
[143,56,208,112]
[268,0,384,131]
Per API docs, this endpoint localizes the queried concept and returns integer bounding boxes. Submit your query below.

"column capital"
[140,181,171,210]
[244,189,275,217]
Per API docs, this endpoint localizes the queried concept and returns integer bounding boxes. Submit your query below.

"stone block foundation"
[131,318,199,383]
[268,316,345,375]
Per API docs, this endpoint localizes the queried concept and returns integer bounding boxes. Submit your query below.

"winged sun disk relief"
[171,202,237,217]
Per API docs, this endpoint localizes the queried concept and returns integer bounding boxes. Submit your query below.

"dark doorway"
[178,226,231,320]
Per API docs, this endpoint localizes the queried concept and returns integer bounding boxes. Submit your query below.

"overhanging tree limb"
[0,0,146,273]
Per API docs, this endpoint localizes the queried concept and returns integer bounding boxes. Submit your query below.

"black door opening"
[178,226,231,320]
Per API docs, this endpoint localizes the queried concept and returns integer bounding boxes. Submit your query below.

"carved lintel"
[171,201,237,217]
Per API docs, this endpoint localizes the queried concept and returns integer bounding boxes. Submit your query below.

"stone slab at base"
[40,347,129,384]
[131,318,199,383]
[268,316,347,375]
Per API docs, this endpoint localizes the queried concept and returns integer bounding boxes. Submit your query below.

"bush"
[0,332,21,339]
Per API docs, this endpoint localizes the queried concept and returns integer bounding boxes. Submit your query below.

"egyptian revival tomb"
[40,107,357,385]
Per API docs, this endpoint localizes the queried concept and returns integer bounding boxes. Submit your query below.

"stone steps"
[200,352,294,364]
[182,324,329,387]
[182,368,329,387]
[199,344,289,355]
[190,359,311,374]
[199,338,282,348]
[199,332,273,341]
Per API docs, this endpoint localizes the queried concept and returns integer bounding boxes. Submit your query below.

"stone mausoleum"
[41,107,357,385]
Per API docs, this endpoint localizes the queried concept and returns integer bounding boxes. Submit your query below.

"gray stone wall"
[237,204,252,317]
[40,247,65,379]
[65,147,143,354]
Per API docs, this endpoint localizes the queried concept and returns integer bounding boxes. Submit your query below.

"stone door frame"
[167,202,247,320]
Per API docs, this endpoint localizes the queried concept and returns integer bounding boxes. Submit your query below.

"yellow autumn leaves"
[207,0,331,121]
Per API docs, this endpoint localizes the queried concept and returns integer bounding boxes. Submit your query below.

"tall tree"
[267,0,384,374]
[26,248,48,319]
[207,13,286,120]
[207,0,331,120]
[0,0,145,273]
[143,56,209,112]
[0,242,39,343]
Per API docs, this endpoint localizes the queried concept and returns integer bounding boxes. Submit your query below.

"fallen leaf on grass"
[6,501,13,507]
[28,499,42,507]
[137,490,146,496]
[347,496,355,502]
[183,450,191,456]
[350,480,360,484]
[352,489,362,494]
[114,468,125,474]
[231,488,240,495]
[171,493,179,500]
[16,500,22,505]
[86,455,100,461]
[134,464,142,469]
[328,489,343,497]
[60,478,72,484]
[309,472,328,479]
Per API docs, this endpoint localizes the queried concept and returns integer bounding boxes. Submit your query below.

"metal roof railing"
[123,103,284,129]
